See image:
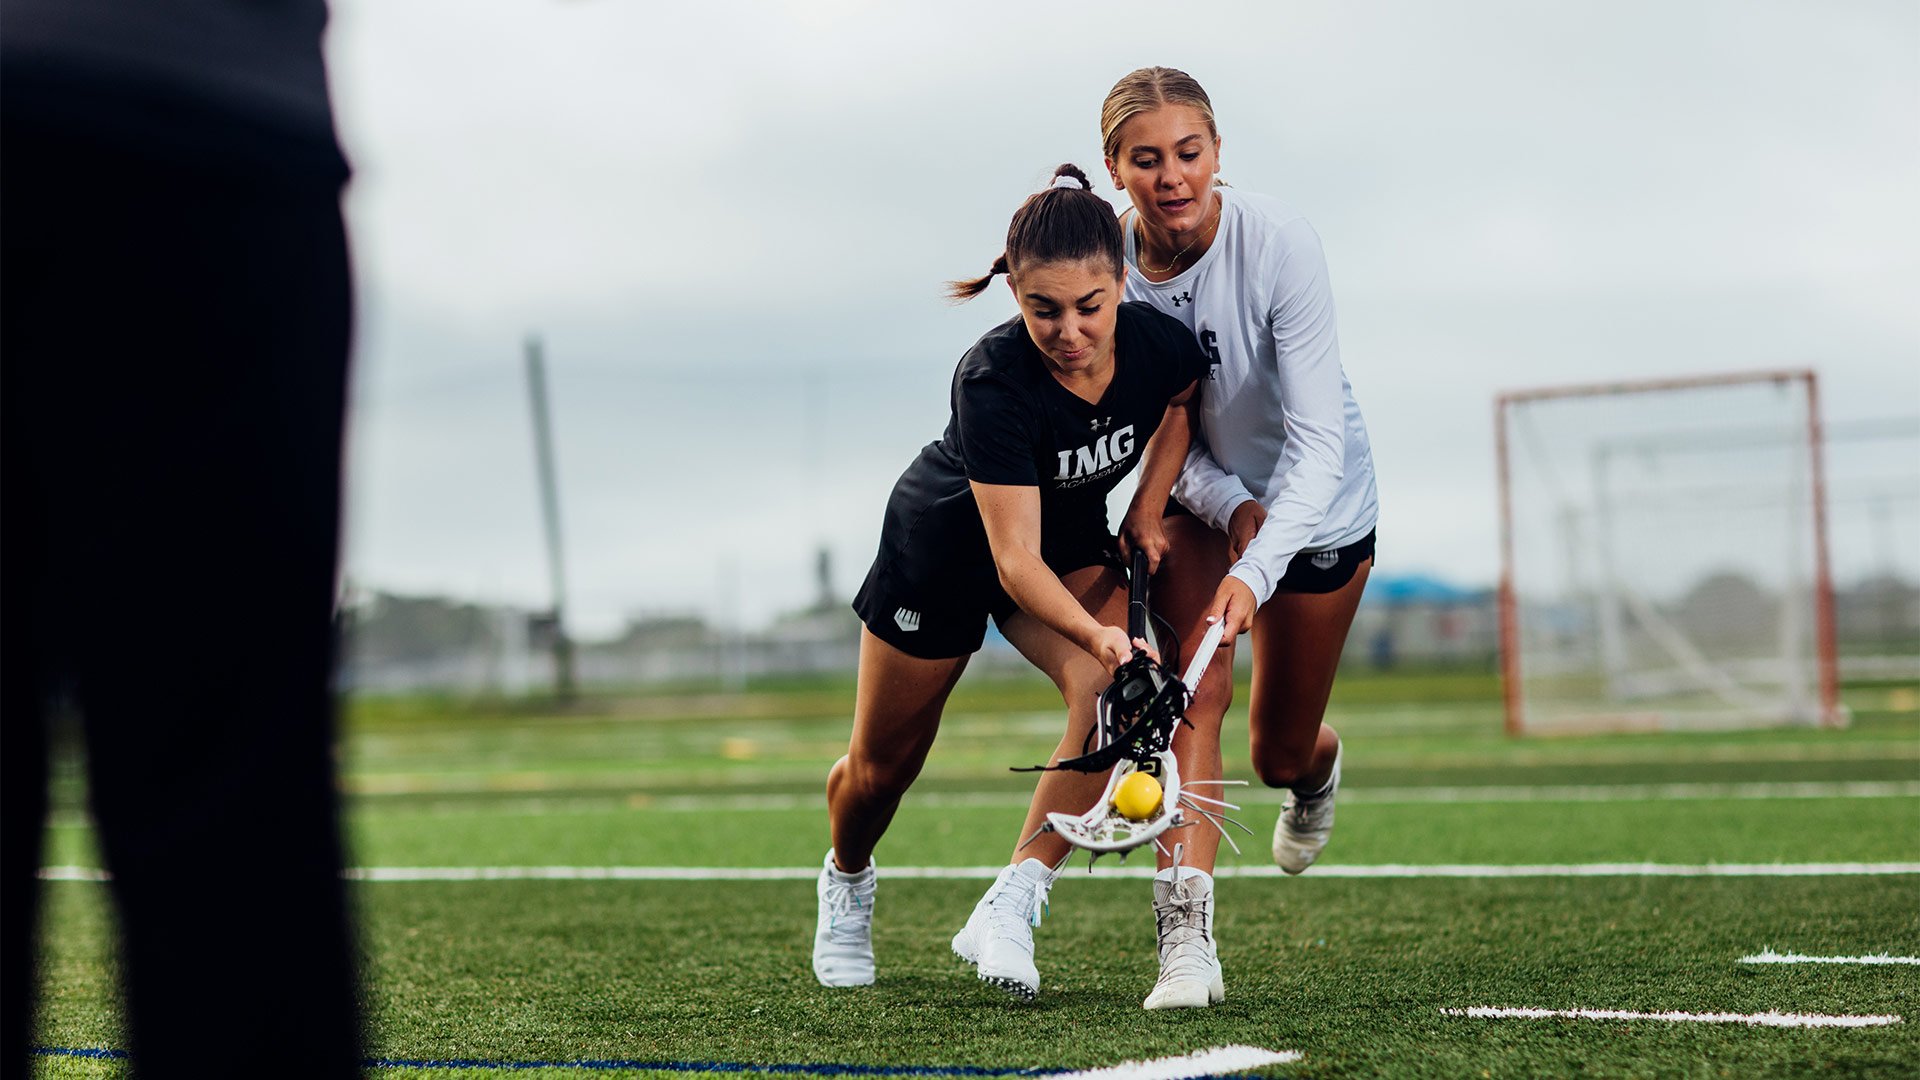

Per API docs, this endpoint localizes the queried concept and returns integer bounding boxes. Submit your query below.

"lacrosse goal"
[1495,369,1844,734]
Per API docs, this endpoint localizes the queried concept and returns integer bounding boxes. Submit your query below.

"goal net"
[1496,370,1843,734]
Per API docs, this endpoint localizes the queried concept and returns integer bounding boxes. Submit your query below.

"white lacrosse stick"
[1029,618,1249,861]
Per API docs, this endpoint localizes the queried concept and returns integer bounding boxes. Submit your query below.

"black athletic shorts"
[1272,528,1375,594]
[1165,500,1375,595]
[852,536,1124,661]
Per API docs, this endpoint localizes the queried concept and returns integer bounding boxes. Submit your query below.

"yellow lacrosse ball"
[1112,771,1164,822]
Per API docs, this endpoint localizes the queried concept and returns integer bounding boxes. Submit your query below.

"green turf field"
[28,670,1920,1078]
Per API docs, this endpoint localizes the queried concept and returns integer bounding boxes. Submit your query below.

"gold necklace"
[1136,198,1220,275]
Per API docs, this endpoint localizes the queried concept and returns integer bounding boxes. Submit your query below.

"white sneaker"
[813,851,877,987]
[951,859,1054,1001]
[1143,870,1223,1010]
[1273,742,1341,874]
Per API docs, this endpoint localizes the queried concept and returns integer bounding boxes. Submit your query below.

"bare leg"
[826,628,970,873]
[1151,515,1236,873]
[1247,559,1373,791]
[997,564,1135,867]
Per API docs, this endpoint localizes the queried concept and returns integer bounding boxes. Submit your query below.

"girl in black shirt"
[814,165,1209,1000]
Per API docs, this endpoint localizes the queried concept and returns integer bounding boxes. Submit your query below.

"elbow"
[1272,434,1345,505]
[990,556,1023,597]
[1299,428,1347,486]
[1309,457,1347,503]
[1323,452,1346,488]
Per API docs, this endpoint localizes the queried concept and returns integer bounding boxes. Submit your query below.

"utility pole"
[805,368,839,616]
[525,334,576,701]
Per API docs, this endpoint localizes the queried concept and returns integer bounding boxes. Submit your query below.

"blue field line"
[35,1048,127,1061]
[34,1047,1073,1076]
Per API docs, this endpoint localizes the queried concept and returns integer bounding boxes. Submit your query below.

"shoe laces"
[986,870,1052,943]
[1154,880,1212,969]
[822,876,874,947]
[1283,788,1333,831]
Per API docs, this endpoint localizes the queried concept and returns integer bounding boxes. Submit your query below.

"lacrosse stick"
[1016,550,1247,862]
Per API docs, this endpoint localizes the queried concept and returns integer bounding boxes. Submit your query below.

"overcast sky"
[326,0,1920,635]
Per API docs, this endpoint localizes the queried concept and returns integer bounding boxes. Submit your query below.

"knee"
[1185,664,1233,725]
[840,744,926,801]
[1055,659,1111,719]
[1248,734,1316,789]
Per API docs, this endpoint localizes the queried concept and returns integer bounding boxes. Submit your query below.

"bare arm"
[1118,378,1199,574]
[971,480,1151,674]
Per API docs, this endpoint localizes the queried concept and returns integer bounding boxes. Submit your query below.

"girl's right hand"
[1207,576,1259,639]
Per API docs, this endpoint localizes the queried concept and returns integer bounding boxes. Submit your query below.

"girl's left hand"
[1091,627,1159,674]
[1226,499,1267,562]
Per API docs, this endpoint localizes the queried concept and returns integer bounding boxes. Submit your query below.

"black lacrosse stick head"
[1010,549,1192,776]
[1037,649,1191,774]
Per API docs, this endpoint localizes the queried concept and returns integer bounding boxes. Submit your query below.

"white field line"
[118,736,1904,802]
[68,778,1892,817]
[1341,781,1920,804]
[36,862,1920,883]
[1741,949,1920,966]
[1443,1006,1902,1028]
[365,780,1914,815]
[37,779,1920,830]
[1379,742,1920,769]
[1049,1046,1301,1080]
[42,867,110,882]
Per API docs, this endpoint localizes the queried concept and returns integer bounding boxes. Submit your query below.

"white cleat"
[813,850,877,987]
[1143,871,1224,1010]
[1273,742,1341,875]
[951,859,1054,1002]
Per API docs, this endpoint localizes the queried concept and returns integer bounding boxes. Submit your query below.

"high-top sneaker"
[951,859,1055,1001]
[1143,869,1223,1010]
[812,850,877,987]
[1273,741,1342,874]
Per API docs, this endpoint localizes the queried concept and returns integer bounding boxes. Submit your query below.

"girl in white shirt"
[1103,66,1382,1010]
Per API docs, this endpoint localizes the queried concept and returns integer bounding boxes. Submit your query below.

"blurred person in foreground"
[2,1,361,1075]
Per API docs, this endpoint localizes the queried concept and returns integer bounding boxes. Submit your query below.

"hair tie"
[1050,174,1085,191]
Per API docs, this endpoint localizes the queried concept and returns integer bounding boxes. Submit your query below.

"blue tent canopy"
[1365,572,1484,607]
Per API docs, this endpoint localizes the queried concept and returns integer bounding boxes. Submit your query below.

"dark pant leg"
[3,115,361,1077]
[0,552,50,1079]
[2,100,64,1080]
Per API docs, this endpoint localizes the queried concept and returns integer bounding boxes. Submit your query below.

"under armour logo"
[1311,551,1340,570]
[1089,417,1114,433]
[1170,291,1193,307]
[894,608,921,632]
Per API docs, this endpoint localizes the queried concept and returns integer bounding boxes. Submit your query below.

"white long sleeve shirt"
[1124,187,1379,606]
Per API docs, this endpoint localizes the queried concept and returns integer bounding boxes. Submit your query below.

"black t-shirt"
[875,301,1210,591]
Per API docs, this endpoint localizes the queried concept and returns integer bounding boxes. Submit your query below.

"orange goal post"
[1494,369,1843,735]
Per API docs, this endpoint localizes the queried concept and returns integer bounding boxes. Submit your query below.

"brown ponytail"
[946,253,1011,303]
